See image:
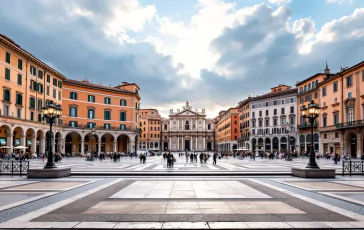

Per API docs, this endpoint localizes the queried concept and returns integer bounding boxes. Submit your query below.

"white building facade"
[161,101,215,151]
[249,86,298,154]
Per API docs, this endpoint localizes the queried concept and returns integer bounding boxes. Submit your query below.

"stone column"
[357,133,362,159]
[278,138,281,153]
[203,136,206,150]
[6,133,13,154]
[61,138,65,154]
[31,135,36,154]
[195,135,198,150]
[114,141,117,152]
[40,136,45,155]
[177,136,179,150]
[181,136,184,150]
[98,139,101,153]
[169,136,172,151]
[130,140,135,152]
[81,140,85,154]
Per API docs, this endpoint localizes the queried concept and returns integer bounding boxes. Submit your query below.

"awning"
[0,138,6,145]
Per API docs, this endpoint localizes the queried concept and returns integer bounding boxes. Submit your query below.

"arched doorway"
[101,133,114,152]
[163,142,168,151]
[300,135,305,154]
[155,142,159,150]
[265,138,271,151]
[207,142,212,151]
[272,137,279,152]
[84,132,99,153]
[117,134,129,153]
[13,126,25,147]
[252,138,256,152]
[280,137,287,152]
[26,128,35,154]
[258,138,263,151]
[0,125,11,155]
[65,132,81,154]
[346,133,357,158]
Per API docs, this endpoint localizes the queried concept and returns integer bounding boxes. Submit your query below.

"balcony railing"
[298,122,318,129]
[62,124,141,132]
[336,120,364,129]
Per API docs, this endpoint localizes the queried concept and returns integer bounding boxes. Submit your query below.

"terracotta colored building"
[214,108,239,151]
[0,34,65,155]
[319,61,364,157]
[296,64,332,155]
[139,109,162,151]
[237,97,251,150]
[62,79,141,154]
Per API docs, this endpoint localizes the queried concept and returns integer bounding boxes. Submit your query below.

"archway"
[258,138,263,151]
[280,136,287,152]
[346,132,357,158]
[13,126,25,147]
[265,138,271,151]
[154,142,159,149]
[65,132,81,154]
[163,142,168,151]
[272,137,279,151]
[117,134,129,153]
[233,144,237,151]
[207,142,212,151]
[84,132,99,153]
[101,133,114,153]
[252,138,256,152]
[0,125,11,155]
[299,135,305,154]
[36,130,45,155]
[26,128,36,154]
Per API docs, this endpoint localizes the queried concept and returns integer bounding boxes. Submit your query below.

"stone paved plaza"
[0,156,363,229]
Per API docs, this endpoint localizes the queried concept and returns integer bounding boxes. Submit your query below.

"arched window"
[155,142,158,148]
[185,121,189,130]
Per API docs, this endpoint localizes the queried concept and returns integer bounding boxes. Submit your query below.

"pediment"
[173,109,202,117]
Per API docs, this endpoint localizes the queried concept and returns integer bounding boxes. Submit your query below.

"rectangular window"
[104,110,111,120]
[88,109,95,119]
[290,116,294,124]
[290,106,294,113]
[17,108,21,119]
[323,116,327,127]
[30,111,34,121]
[322,87,326,96]
[18,59,23,70]
[69,121,78,127]
[104,97,111,104]
[37,83,43,94]
[252,112,255,118]
[120,112,126,121]
[38,114,42,122]
[30,97,35,109]
[281,108,285,114]
[58,81,62,88]
[38,70,43,79]
[5,68,10,80]
[334,113,339,125]
[362,70,364,81]
[120,124,126,130]
[265,110,268,116]
[324,134,327,139]
[46,86,50,96]
[308,83,311,90]
[120,99,126,106]
[70,92,78,100]
[37,99,43,110]
[333,81,338,92]
[47,74,51,83]
[53,78,57,86]
[16,93,23,105]
[259,111,262,116]
[88,95,95,102]
[314,91,318,99]
[58,91,61,100]
[5,52,10,64]
[335,132,339,138]
[70,107,78,117]
[104,123,111,129]
[17,74,22,85]
[87,122,95,128]
[30,66,36,76]
[347,75,352,87]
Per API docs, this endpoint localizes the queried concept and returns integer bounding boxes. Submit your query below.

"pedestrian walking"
[213,152,217,165]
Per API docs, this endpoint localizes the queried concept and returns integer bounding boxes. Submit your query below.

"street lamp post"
[42,100,62,169]
[281,122,293,161]
[300,100,320,169]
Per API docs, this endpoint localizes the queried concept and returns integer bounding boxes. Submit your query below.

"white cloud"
[325,0,354,4]
[269,0,292,5]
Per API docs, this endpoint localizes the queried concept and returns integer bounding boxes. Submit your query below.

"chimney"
[82,79,89,83]
[122,82,128,85]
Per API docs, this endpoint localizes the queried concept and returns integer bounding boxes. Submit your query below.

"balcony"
[336,120,364,129]
[62,124,140,132]
[298,122,318,129]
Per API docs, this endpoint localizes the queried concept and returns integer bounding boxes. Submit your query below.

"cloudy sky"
[1,0,364,118]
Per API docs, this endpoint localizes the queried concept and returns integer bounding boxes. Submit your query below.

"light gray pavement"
[26,154,342,173]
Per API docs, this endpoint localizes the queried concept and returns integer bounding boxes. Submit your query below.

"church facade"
[161,101,215,151]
